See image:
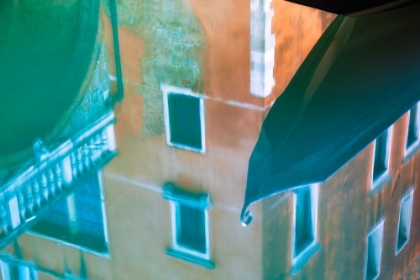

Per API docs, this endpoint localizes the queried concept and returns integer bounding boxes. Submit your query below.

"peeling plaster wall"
[104,0,204,137]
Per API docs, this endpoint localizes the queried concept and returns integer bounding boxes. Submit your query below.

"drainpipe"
[109,0,124,104]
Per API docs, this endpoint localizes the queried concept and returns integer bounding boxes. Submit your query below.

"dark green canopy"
[286,0,420,16]
[241,4,420,226]
[0,0,99,158]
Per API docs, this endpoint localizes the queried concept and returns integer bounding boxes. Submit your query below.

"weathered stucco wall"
[103,0,204,137]
[269,1,335,106]
[263,112,420,279]
[101,0,265,278]
[100,0,335,278]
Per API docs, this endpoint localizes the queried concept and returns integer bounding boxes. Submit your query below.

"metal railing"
[0,111,117,249]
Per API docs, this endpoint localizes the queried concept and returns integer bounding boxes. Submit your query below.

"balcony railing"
[0,111,117,249]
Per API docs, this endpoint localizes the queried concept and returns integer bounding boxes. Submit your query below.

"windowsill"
[291,243,321,274]
[166,248,215,269]
[167,142,205,154]
[395,239,409,255]
[403,143,420,163]
[26,230,110,259]
[370,172,392,196]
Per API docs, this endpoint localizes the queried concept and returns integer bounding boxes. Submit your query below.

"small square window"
[162,85,205,153]
[30,172,108,254]
[396,190,414,253]
[163,183,214,269]
[291,185,320,273]
[365,220,384,280]
[371,127,392,190]
[405,103,420,155]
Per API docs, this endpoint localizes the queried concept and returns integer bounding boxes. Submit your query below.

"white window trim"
[404,102,420,157]
[161,84,206,154]
[365,220,385,280]
[27,171,110,257]
[371,126,393,192]
[170,202,211,260]
[395,188,414,254]
[291,184,319,269]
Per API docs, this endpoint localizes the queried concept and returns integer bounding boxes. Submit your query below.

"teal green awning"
[241,4,420,225]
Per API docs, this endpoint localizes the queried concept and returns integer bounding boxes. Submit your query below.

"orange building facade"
[2,0,420,279]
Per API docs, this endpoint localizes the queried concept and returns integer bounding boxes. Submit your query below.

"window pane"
[177,204,206,253]
[74,172,106,247]
[397,193,413,251]
[366,222,384,280]
[31,194,70,239]
[168,93,202,150]
[373,131,388,180]
[294,188,313,257]
[407,106,419,148]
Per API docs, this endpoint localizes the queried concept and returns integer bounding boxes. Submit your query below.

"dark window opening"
[294,187,314,258]
[176,204,206,254]
[168,93,202,150]
[406,105,419,149]
[397,192,413,252]
[31,172,107,253]
[373,130,389,181]
[365,222,383,280]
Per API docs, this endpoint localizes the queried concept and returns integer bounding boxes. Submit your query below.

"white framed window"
[396,189,414,254]
[365,220,384,280]
[291,184,320,273]
[371,127,392,191]
[30,171,109,255]
[161,84,206,153]
[163,183,214,269]
[405,103,420,156]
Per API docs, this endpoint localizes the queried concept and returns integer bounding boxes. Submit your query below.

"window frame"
[395,189,414,254]
[291,184,320,274]
[28,171,110,257]
[404,102,420,158]
[170,202,210,259]
[163,183,214,269]
[371,126,392,192]
[161,84,206,154]
[365,220,385,280]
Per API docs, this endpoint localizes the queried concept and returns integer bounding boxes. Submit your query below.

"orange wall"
[4,1,336,279]
[269,1,335,106]
[101,0,335,278]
